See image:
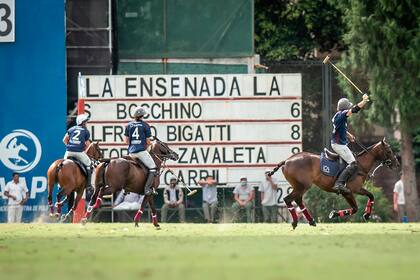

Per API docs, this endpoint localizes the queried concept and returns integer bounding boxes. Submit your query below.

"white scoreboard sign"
[79,74,302,186]
[0,0,15,42]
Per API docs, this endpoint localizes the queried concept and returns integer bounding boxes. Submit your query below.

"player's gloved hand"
[362,94,369,102]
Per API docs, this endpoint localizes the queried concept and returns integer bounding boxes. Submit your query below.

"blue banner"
[0,0,66,222]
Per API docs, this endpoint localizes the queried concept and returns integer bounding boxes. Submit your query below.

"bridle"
[149,138,178,176]
[354,140,394,180]
[86,143,103,167]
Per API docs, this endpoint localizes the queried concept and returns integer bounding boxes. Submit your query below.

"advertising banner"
[0,0,66,222]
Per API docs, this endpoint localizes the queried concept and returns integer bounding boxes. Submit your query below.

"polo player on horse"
[331,93,370,194]
[62,113,93,193]
[125,107,157,196]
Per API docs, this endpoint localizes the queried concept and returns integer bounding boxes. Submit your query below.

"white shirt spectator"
[202,183,218,204]
[233,184,254,201]
[168,188,177,203]
[393,180,405,205]
[4,180,28,205]
[259,178,278,206]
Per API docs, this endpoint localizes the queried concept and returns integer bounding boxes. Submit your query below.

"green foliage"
[331,0,420,132]
[255,0,344,59]
[304,181,392,222]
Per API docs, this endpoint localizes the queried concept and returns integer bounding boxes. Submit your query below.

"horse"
[83,138,179,228]
[269,138,399,229]
[46,142,103,221]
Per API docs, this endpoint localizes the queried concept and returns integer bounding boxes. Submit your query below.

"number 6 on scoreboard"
[0,0,15,42]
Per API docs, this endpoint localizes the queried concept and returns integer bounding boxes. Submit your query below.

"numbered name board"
[80,74,302,186]
[0,0,15,42]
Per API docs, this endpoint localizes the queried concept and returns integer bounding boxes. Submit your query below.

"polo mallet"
[167,169,197,196]
[323,55,365,96]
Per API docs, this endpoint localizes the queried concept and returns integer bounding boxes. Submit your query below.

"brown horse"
[46,142,102,221]
[269,139,399,229]
[83,138,179,228]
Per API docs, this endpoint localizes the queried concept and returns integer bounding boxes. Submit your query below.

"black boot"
[85,166,93,200]
[144,169,156,196]
[332,162,358,194]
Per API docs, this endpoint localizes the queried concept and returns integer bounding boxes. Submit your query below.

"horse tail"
[268,160,286,176]
[47,159,64,214]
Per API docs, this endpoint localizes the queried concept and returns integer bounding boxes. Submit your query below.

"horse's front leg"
[329,192,359,219]
[357,188,375,221]
[148,195,160,229]
[83,186,104,222]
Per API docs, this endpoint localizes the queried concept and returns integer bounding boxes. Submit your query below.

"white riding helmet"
[76,113,90,125]
[337,98,353,111]
[134,107,147,118]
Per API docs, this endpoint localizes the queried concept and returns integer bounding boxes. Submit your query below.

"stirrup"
[145,187,153,196]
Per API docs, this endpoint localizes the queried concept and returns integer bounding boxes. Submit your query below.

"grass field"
[0,223,419,280]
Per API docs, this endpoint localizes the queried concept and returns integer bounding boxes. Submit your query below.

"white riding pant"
[331,143,356,164]
[130,151,157,170]
[64,151,91,168]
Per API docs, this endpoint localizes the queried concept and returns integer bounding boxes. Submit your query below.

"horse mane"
[356,142,379,157]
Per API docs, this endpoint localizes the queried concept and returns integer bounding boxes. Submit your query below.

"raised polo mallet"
[323,55,365,96]
[167,169,197,196]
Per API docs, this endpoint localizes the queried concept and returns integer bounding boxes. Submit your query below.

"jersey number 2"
[72,130,81,141]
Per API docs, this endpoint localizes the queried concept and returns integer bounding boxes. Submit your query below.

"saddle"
[66,156,88,177]
[320,148,347,177]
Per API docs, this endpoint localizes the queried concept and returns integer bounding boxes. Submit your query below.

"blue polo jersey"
[66,126,90,152]
[124,121,152,153]
[331,110,349,145]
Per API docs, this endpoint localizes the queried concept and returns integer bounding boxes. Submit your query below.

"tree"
[255,0,344,60]
[333,0,420,220]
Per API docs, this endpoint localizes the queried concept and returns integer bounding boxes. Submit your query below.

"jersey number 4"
[132,127,140,139]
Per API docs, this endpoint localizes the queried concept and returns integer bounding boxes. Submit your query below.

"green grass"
[1,223,420,280]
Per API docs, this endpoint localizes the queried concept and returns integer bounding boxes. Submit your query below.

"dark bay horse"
[47,142,102,221]
[269,139,399,229]
[83,138,179,228]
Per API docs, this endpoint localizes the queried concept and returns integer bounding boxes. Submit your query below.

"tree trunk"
[401,127,420,221]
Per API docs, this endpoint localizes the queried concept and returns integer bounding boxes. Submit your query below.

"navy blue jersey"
[66,126,90,152]
[124,121,152,153]
[331,110,349,145]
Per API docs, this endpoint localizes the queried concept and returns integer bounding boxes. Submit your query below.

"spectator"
[199,176,218,223]
[113,191,144,210]
[161,176,185,223]
[3,173,29,223]
[232,177,254,223]
[393,173,407,222]
[259,169,278,223]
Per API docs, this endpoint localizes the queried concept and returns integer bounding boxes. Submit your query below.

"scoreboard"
[79,74,302,186]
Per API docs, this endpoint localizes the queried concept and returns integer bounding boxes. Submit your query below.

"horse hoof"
[309,220,317,227]
[291,221,298,230]
[81,218,88,225]
[154,225,161,230]
[329,210,337,219]
[363,213,370,222]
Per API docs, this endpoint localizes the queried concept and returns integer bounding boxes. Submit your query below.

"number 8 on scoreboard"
[0,0,15,42]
